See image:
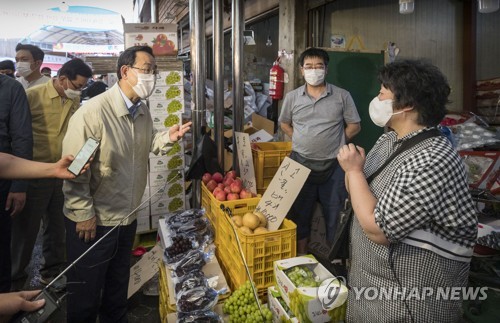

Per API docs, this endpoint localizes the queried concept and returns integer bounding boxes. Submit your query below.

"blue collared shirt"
[118,88,141,119]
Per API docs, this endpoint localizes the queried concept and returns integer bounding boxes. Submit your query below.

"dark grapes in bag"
[166,208,205,227]
[176,286,219,313]
[164,235,198,264]
[174,270,208,294]
[170,218,208,236]
[172,249,211,277]
[177,310,222,323]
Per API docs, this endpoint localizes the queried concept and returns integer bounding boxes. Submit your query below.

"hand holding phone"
[67,138,99,176]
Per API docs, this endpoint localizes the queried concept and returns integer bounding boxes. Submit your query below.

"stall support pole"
[213,0,224,170]
[231,0,244,174]
[190,0,206,208]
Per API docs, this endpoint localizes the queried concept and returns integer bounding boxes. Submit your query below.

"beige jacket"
[62,84,172,226]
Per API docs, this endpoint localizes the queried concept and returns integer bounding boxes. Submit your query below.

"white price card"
[255,157,310,231]
[235,132,257,194]
[127,244,162,298]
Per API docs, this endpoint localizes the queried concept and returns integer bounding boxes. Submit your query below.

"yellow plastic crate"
[201,182,261,246]
[252,142,292,195]
[216,202,296,294]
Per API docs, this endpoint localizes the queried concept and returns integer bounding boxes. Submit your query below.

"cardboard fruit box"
[268,286,299,323]
[274,255,348,323]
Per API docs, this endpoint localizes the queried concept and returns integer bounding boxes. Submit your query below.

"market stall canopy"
[2,5,124,52]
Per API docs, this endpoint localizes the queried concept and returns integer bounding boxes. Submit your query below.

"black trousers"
[0,183,12,292]
[65,217,137,323]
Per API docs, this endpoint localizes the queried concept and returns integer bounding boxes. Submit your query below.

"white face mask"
[368,97,406,127]
[303,69,325,86]
[129,70,156,99]
[64,79,81,100]
[16,61,33,78]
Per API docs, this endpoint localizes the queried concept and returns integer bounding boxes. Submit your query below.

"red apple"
[225,170,237,180]
[202,172,212,184]
[239,189,253,199]
[206,179,217,192]
[230,181,242,194]
[223,177,235,187]
[227,193,239,200]
[224,186,232,194]
[212,172,224,183]
[213,187,224,196]
[215,191,226,201]
[217,183,224,190]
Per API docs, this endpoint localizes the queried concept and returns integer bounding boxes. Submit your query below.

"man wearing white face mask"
[11,58,92,290]
[61,46,191,322]
[279,48,361,255]
[15,44,51,89]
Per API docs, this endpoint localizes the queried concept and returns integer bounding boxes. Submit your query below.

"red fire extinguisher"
[269,58,284,100]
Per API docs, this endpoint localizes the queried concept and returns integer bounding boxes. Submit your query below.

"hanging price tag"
[255,157,310,231]
[235,132,257,194]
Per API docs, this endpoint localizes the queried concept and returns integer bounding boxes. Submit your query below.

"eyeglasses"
[302,65,326,70]
[129,66,158,75]
[68,78,84,91]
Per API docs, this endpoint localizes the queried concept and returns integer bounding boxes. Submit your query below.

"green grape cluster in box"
[274,255,348,323]
[268,286,299,323]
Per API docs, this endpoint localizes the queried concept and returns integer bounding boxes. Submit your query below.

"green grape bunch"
[164,114,180,127]
[285,265,320,288]
[165,86,181,99]
[167,155,183,170]
[167,99,183,113]
[165,71,181,85]
[167,171,181,182]
[166,142,181,156]
[168,197,184,212]
[168,183,183,197]
[222,281,273,323]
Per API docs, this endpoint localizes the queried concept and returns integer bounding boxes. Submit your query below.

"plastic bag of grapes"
[174,270,208,295]
[171,249,214,277]
[177,310,222,323]
[176,286,223,313]
[163,234,200,265]
[166,209,206,227]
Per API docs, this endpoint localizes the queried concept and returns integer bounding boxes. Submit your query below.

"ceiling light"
[478,0,500,13]
[399,0,414,14]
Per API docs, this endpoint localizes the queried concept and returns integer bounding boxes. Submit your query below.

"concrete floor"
[23,231,161,322]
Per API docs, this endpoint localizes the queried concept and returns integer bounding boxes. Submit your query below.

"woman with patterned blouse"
[337,60,478,322]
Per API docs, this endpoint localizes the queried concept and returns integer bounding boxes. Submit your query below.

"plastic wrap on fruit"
[166,208,205,227]
[169,217,208,236]
[174,270,208,294]
[177,310,222,322]
[163,235,199,265]
[176,286,221,313]
[172,249,212,277]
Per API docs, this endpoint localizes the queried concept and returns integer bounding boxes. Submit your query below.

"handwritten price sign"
[235,132,257,194]
[255,157,310,231]
[127,244,162,298]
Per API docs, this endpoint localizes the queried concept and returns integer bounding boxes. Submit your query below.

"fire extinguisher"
[269,58,284,100]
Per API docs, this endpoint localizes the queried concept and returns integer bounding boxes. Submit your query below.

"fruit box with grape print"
[274,255,347,323]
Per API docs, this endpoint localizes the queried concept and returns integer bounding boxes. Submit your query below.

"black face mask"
[6,73,15,78]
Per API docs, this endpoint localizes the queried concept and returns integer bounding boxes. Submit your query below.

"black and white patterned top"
[346,128,478,323]
[366,128,477,251]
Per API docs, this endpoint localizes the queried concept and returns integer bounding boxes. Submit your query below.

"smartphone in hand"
[67,138,99,176]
